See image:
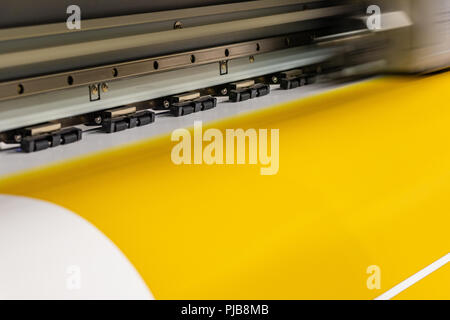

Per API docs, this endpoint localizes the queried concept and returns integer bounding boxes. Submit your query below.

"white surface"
[0,194,153,300]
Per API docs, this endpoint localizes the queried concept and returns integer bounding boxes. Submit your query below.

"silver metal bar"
[231,80,256,89]
[104,107,137,118]
[0,33,309,101]
[0,46,337,132]
[24,123,62,136]
[173,92,202,102]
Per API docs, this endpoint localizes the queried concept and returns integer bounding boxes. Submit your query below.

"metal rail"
[0,32,316,101]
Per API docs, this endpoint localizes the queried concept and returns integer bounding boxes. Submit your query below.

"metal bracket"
[219,60,228,75]
[89,84,101,102]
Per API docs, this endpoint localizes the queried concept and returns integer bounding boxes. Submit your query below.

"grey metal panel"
[0,0,323,42]
[0,4,353,81]
[0,0,254,28]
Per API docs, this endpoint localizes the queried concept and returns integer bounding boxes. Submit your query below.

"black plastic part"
[229,83,270,102]
[170,96,217,117]
[279,72,318,90]
[280,76,307,90]
[305,76,317,85]
[101,110,156,133]
[20,127,82,153]
[62,132,79,144]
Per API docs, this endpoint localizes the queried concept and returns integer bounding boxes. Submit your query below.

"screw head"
[272,76,278,84]
[14,134,22,143]
[174,21,183,29]
[163,100,170,109]
[91,85,99,96]
[249,56,255,63]
[221,88,228,96]
[94,116,102,125]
